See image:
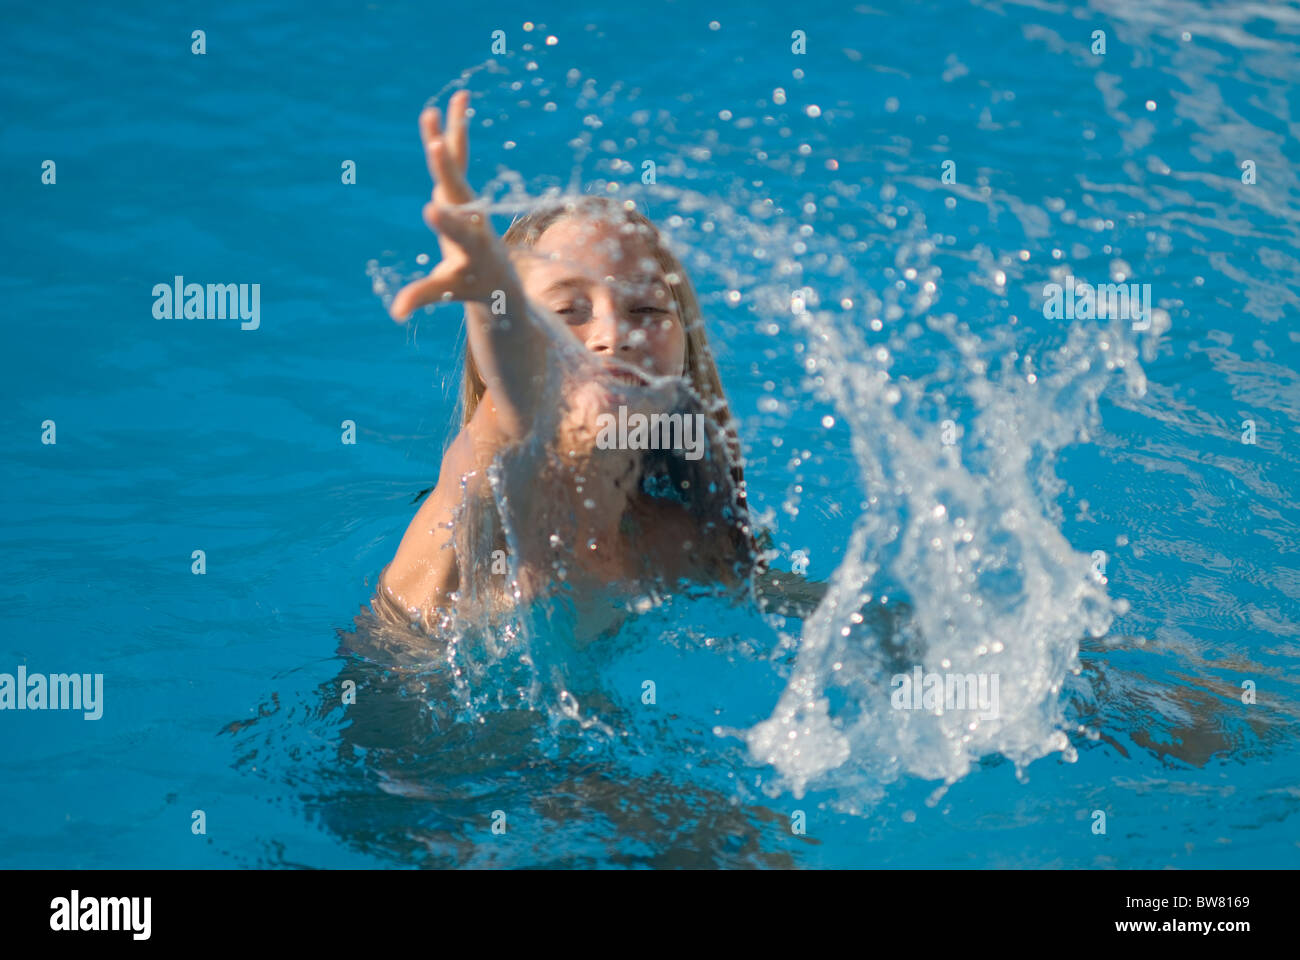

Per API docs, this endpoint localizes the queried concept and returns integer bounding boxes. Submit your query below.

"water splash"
[741,250,1145,805]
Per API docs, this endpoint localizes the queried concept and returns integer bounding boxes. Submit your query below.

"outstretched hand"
[389,90,518,321]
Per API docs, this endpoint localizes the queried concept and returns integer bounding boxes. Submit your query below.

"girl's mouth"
[601,364,651,387]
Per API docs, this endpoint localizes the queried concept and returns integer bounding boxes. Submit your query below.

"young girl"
[374,90,760,632]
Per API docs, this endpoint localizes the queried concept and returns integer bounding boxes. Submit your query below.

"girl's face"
[517,215,688,383]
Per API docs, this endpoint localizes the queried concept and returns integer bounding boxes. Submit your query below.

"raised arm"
[388,90,547,440]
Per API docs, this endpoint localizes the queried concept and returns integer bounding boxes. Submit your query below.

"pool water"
[3,0,1298,868]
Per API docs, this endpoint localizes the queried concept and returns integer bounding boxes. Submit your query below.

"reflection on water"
[222,606,808,868]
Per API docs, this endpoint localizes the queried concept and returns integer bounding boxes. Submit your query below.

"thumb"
[388,261,457,321]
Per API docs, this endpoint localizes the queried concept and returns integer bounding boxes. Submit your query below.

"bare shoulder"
[377,400,510,616]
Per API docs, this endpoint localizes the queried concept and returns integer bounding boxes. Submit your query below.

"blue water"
[3,0,1299,868]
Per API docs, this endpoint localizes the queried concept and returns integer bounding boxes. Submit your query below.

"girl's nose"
[585,300,630,356]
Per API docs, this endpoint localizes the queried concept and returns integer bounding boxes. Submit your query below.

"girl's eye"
[633,305,669,315]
